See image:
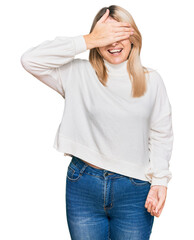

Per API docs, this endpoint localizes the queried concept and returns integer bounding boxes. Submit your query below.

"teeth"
[108,49,122,53]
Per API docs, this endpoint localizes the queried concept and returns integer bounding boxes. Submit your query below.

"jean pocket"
[129,177,150,186]
[66,161,87,182]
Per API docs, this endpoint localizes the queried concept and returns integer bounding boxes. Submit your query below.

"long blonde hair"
[89,5,152,98]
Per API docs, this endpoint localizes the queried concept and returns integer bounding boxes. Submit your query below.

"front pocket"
[129,177,150,186]
[66,161,87,182]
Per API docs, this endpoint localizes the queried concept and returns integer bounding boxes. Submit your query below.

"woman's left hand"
[144,185,167,217]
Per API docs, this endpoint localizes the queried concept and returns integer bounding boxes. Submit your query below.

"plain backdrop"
[0,0,193,239]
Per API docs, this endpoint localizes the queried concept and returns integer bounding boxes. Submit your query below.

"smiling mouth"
[107,48,123,54]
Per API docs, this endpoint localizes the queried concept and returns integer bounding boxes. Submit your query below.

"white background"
[0,0,193,239]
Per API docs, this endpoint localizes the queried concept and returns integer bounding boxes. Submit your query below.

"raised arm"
[20,35,87,98]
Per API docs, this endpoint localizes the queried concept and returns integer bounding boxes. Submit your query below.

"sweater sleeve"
[145,71,174,187]
[20,35,87,98]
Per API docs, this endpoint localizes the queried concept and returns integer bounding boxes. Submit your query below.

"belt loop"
[80,163,88,174]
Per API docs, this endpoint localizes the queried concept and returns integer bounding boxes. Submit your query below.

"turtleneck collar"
[104,59,128,77]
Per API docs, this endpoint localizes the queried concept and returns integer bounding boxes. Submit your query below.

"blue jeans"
[66,156,154,240]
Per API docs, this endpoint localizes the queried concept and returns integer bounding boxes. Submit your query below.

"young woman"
[21,5,173,240]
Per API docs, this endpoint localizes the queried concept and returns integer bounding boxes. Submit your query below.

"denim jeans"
[66,156,154,240]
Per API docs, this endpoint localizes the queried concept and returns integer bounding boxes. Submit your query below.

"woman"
[21,5,173,240]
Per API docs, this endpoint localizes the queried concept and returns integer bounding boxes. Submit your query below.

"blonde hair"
[89,5,152,98]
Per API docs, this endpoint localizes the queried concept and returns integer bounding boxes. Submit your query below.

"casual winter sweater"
[20,35,174,187]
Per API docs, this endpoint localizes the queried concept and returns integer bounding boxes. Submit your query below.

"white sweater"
[20,35,174,187]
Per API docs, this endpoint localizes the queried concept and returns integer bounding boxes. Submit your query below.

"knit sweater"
[20,35,174,187]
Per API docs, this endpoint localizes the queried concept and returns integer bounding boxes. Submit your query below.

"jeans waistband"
[71,155,126,178]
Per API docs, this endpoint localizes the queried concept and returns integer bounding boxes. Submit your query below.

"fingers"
[113,30,134,42]
[113,26,134,33]
[147,199,158,216]
[155,195,165,214]
[145,187,167,218]
[147,202,152,213]
[152,203,164,217]
[98,9,109,23]
[114,35,132,43]
[113,21,132,27]
[151,204,158,216]
[145,188,159,217]
[112,23,134,39]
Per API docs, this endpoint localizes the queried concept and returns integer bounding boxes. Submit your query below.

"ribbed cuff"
[151,177,169,187]
[72,35,87,55]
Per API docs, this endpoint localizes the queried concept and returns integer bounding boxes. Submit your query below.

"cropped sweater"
[20,35,174,187]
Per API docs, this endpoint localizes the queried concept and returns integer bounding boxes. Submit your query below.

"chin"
[107,58,127,64]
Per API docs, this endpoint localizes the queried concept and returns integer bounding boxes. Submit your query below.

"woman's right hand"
[84,9,134,49]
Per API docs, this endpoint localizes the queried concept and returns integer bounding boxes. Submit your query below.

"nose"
[111,42,119,46]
